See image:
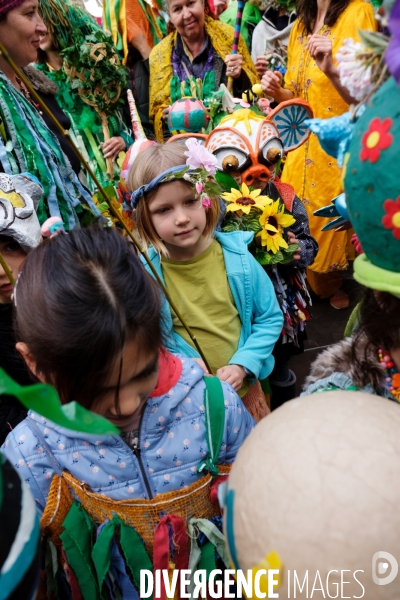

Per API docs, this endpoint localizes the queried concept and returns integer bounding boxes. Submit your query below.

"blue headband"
[130,164,189,209]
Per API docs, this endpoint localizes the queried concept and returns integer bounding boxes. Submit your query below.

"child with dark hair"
[1,227,254,510]
[303,289,400,398]
[130,139,284,422]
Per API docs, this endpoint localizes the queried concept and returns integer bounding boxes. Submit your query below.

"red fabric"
[273,176,296,212]
[60,549,84,600]
[153,515,189,599]
[210,474,229,504]
[150,350,182,397]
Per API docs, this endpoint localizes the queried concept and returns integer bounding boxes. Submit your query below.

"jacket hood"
[302,335,387,394]
[261,12,296,44]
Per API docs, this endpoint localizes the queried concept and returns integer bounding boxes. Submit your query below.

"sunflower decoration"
[219,174,299,265]
[258,200,295,252]
[222,183,273,215]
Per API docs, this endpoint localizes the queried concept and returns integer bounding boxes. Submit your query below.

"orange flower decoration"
[360,117,393,163]
[382,196,400,240]
[392,373,400,388]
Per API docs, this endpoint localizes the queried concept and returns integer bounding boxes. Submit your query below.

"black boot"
[270,370,297,411]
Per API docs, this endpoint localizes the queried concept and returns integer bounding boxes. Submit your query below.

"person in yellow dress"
[260,0,376,308]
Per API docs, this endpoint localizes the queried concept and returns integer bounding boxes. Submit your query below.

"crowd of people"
[0,0,399,597]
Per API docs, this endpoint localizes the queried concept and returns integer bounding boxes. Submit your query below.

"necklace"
[15,76,43,115]
[378,348,400,401]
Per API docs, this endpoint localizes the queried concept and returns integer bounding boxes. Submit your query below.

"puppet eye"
[213,148,248,172]
[261,138,284,165]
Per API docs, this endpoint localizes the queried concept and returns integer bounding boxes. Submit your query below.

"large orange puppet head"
[169,99,313,188]
[205,100,313,188]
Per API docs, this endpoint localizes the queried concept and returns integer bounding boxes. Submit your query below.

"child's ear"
[15,342,46,382]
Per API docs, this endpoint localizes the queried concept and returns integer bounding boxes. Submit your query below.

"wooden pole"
[0,251,15,285]
[99,112,114,177]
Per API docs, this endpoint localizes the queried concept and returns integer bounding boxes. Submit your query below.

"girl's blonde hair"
[128,141,221,256]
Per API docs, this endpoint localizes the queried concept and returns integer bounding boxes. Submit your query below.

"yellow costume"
[149,15,258,142]
[281,0,376,278]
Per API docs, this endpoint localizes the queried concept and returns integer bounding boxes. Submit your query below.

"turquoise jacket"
[142,231,284,380]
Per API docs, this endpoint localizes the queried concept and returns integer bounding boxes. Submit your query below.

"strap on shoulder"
[197,376,225,477]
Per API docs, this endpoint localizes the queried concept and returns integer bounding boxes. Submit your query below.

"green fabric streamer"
[60,503,102,600]
[198,542,216,577]
[118,520,153,592]
[0,73,96,229]
[197,377,225,476]
[188,518,230,597]
[84,128,108,174]
[0,369,119,435]
[92,518,118,593]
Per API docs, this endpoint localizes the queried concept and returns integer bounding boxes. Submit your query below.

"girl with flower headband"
[129,138,284,421]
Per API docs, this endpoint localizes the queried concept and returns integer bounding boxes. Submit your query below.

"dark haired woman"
[302,289,400,400]
[261,0,376,307]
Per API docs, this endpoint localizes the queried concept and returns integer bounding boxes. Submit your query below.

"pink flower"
[184,138,218,174]
[196,182,204,194]
[258,98,272,115]
[202,195,212,209]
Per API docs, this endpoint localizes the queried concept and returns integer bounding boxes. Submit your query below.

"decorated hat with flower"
[344,70,400,295]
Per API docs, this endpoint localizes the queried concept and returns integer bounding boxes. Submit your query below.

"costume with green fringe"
[0,72,99,229]
[37,0,133,189]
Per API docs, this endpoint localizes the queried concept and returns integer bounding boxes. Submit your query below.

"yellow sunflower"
[222,182,273,214]
[257,200,296,254]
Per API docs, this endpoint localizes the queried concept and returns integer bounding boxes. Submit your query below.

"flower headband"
[130,138,220,210]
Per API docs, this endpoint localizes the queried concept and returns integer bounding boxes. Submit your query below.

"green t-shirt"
[162,240,250,396]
